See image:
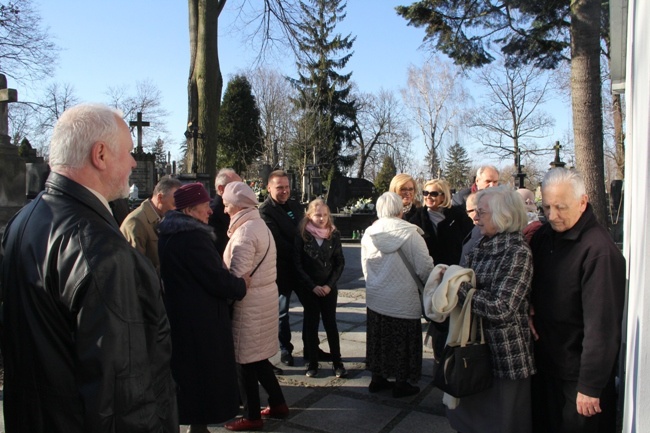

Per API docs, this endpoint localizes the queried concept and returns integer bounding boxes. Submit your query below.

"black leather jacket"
[0,173,177,433]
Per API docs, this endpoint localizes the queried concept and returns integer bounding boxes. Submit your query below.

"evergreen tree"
[290,0,357,182]
[444,142,472,192]
[151,137,167,167]
[374,155,397,194]
[216,75,264,174]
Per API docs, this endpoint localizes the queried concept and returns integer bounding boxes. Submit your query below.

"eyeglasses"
[475,208,491,218]
[466,208,476,214]
[422,190,444,197]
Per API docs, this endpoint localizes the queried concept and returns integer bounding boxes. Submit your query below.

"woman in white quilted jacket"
[361,192,434,398]
[222,182,288,431]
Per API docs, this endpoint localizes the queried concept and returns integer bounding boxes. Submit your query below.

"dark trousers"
[278,292,293,354]
[532,370,617,433]
[236,360,286,420]
[301,288,341,364]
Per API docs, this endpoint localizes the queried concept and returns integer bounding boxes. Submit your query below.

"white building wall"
[622,0,650,431]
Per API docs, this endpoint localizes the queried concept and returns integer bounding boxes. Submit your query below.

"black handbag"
[433,288,493,398]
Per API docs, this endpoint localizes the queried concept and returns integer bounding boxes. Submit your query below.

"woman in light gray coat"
[361,192,434,398]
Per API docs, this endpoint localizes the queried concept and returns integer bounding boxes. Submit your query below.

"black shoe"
[272,365,284,375]
[368,377,394,393]
[392,382,420,398]
[280,351,294,366]
[305,363,319,377]
[333,362,348,378]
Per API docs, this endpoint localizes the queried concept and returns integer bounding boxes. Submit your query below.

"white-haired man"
[452,165,500,207]
[209,168,242,256]
[530,168,625,433]
[0,103,178,432]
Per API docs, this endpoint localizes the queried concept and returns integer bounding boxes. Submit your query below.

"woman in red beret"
[158,182,248,433]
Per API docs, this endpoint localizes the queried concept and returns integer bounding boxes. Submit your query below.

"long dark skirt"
[365,308,422,382]
[446,376,532,433]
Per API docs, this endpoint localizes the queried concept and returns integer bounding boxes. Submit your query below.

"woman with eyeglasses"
[409,179,473,362]
[447,186,535,433]
[409,179,473,267]
[389,173,420,221]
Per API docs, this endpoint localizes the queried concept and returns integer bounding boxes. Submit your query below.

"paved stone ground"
[0,244,455,433]
[200,244,455,433]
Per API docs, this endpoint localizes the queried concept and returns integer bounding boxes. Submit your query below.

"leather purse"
[433,288,493,398]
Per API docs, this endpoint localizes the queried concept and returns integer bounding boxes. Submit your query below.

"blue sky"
[26,0,571,168]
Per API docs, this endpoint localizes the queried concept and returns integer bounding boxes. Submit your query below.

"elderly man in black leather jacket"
[0,103,178,433]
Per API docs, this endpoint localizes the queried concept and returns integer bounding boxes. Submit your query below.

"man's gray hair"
[49,103,124,169]
[215,168,239,188]
[153,176,182,196]
[542,167,586,199]
[376,192,403,219]
[476,165,499,178]
[476,186,527,233]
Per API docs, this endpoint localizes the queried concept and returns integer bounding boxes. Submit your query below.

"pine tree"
[152,137,167,167]
[216,75,264,174]
[444,142,472,192]
[374,155,397,194]
[290,0,357,182]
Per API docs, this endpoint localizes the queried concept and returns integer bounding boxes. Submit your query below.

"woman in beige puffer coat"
[222,182,288,431]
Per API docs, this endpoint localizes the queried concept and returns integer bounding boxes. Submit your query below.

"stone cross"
[550,140,566,168]
[0,74,18,147]
[129,111,150,153]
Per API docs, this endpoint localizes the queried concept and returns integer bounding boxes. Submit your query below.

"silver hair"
[376,192,403,219]
[476,165,499,179]
[475,186,527,233]
[542,167,586,199]
[215,168,239,188]
[49,103,124,169]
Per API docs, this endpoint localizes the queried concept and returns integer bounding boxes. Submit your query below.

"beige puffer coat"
[223,207,279,364]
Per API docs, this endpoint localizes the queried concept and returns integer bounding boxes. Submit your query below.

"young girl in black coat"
[294,198,347,378]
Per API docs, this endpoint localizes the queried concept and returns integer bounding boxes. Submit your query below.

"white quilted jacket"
[223,207,279,364]
[361,217,434,319]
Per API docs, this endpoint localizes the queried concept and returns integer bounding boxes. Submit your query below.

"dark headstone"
[129,151,156,199]
[326,176,377,213]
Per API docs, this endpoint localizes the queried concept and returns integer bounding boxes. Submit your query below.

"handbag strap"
[452,288,486,347]
[396,248,432,321]
[249,231,271,277]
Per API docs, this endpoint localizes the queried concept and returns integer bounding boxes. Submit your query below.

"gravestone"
[20,138,50,200]
[326,176,377,213]
[327,176,378,239]
[0,74,22,236]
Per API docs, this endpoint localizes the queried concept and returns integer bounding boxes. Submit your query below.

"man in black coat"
[208,168,242,256]
[0,103,178,433]
[259,170,305,366]
[530,167,626,433]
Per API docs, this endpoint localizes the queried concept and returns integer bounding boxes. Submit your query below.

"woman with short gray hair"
[361,192,434,398]
[447,186,535,433]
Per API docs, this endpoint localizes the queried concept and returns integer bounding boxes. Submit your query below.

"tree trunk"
[612,93,625,179]
[188,0,226,180]
[570,0,607,225]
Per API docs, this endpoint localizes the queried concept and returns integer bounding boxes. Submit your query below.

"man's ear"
[580,194,589,212]
[89,141,108,170]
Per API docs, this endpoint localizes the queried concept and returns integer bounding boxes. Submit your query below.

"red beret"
[173,182,210,210]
